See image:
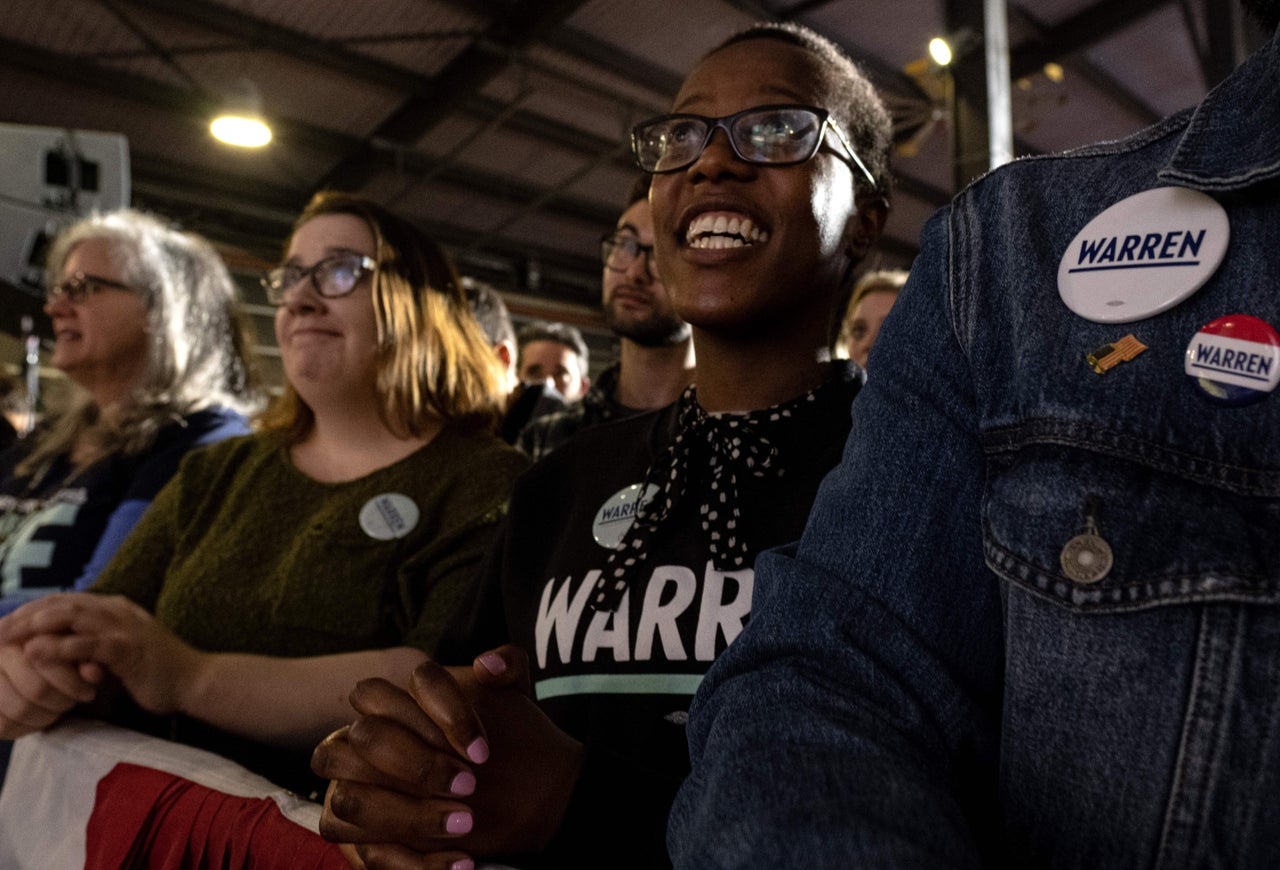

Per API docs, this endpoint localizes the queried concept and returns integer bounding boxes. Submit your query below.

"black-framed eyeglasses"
[46,272,138,305]
[631,103,876,187]
[261,253,377,305]
[600,232,656,278]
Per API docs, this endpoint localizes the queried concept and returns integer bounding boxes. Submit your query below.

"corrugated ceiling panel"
[179,49,400,135]
[563,163,649,212]
[214,0,480,42]
[499,208,611,262]
[522,44,673,113]
[1014,65,1161,153]
[804,0,946,72]
[348,31,475,77]
[450,126,620,195]
[5,0,142,55]
[566,0,756,77]
[1085,5,1206,118]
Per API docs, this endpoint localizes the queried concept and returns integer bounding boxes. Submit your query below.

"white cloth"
[0,718,322,870]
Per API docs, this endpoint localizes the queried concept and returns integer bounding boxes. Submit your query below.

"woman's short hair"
[261,191,508,441]
[26,209,262,472]
[712,23,894,200]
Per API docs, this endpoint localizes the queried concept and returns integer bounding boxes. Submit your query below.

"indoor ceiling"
[0,0,1269,383]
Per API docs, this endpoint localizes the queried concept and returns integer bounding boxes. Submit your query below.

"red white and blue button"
[1184,315,1280,405]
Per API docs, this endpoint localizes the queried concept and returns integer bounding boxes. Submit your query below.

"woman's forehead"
[288,213,376,255]
[674,40,825,113]
[64,237,121,275]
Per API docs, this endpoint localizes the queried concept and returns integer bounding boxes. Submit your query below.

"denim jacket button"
[1060,533,1114,584]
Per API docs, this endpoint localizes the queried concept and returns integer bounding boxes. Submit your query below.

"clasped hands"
[311,645,585,870]
[0,592,200,739]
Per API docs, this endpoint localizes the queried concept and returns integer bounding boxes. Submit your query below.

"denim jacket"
[670,25,1280,870]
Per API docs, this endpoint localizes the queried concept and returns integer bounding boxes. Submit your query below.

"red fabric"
[84,763,349,869]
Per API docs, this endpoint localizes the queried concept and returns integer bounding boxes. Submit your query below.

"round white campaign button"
[359,493,420,540]
[592,483,658,550]
[1058,187,1229,323]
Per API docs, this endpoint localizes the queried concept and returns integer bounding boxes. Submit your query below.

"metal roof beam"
[320,0,591,191]
[115,0,432,93]
[0,38,619,228]
[1008,5,1164,127]
[1008,0,1174,79]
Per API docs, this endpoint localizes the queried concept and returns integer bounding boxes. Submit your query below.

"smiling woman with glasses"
[260,253,378,305]
[0,191,529,802]
[312,21,893,870]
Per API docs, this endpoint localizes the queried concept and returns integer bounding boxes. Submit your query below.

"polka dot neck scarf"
[590,378,828,614]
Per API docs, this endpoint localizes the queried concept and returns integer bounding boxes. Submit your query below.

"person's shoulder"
[429,426,532,480]
[523,401,587,437]
[121,410,253,488]
[523,404,673,481]
[172,430,270,479]
[147,406,251,457]
[182,405,252,443]
[516,401,587,455]
[958,107,1194,202]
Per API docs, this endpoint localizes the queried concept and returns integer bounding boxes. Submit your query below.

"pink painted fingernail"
[465,737,489,764]
[446,811,473,835]
[478,652,506,675]
[450,860,474,870]
[449,771,476,796]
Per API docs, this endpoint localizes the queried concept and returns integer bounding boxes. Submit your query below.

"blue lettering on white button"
[593,483,658,550]
[1058,187,1229,323]
[359,493,420,540]
[1185,314,1280,405]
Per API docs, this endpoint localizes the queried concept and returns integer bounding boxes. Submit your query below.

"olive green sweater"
[87,427,528,795]
[94,427,529,657]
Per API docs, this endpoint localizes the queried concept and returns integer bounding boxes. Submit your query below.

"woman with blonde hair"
[832,267,908,369]
[0,191,528,796]
[0,209,261,613]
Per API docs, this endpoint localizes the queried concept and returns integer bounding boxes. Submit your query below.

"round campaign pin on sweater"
[1058,187,1229,323]
[592,483,658,550]
[359,493,420,540]
[1184,314,1280,405]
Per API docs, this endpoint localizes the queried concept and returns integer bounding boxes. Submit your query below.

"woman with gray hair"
[0,209,262,613]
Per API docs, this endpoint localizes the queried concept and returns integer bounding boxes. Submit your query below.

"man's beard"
[1243,0,1280,30]
[605,301,691,348]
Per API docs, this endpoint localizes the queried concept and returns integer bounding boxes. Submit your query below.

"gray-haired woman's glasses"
[46,273,138,304]
[261,253,376,305]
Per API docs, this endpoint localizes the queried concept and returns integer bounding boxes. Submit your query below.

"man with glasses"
[518,177,695,461]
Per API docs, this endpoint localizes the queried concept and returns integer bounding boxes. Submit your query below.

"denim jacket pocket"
[981,420,1280,613]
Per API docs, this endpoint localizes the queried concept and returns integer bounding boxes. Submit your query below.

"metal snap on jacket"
[1061,497,1113,584]
[1060,526,1113,584]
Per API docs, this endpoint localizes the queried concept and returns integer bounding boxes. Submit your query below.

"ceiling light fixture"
[927,28,979,68]
[210,79,272,148]
[928,37,954,67]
